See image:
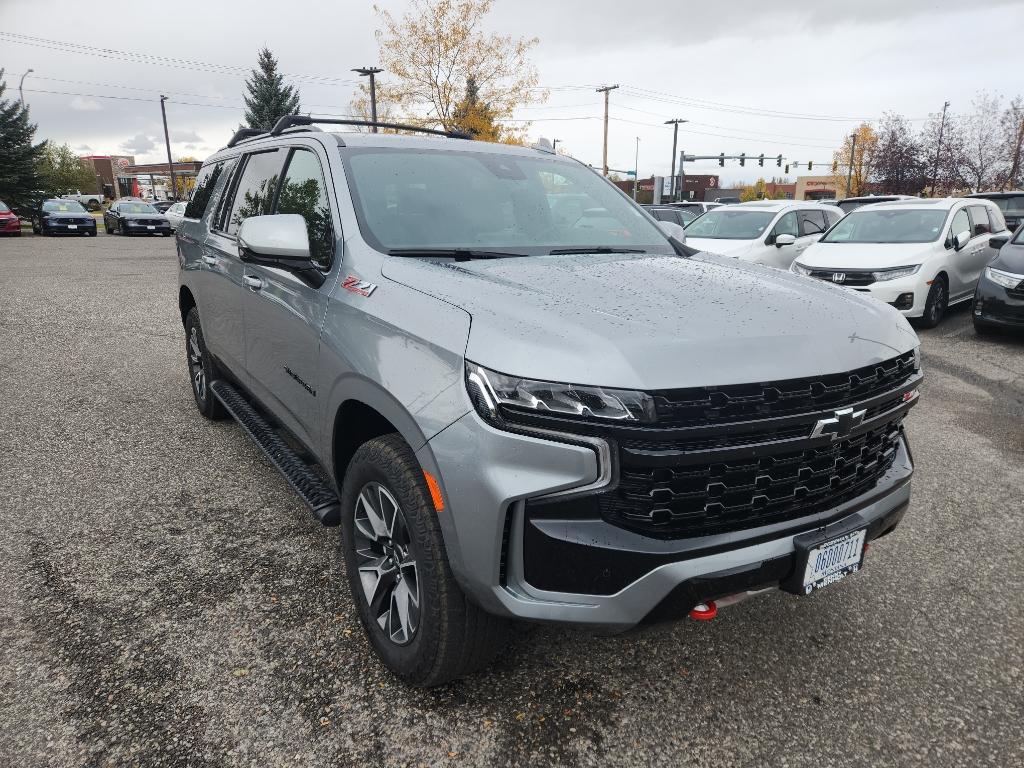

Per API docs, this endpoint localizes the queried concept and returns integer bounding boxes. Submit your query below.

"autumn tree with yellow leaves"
[351,0,545,142]
[832,123,879,197]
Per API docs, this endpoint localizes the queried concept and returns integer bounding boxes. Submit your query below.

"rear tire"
[183,307,225,420]
[340,434,508,687]
[915,277,947,329]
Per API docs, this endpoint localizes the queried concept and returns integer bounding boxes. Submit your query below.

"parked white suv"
[685,200,844,269]
[791,198,1007,327]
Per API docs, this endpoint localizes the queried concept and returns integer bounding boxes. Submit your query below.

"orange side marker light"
[423,470,445,512]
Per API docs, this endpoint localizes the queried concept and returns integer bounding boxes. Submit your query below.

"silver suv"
[177,116,922,686]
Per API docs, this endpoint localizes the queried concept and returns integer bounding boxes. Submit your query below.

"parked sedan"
[973,228,1024,334]
[31,199,98,236]
[0,200,21,236]
[103,200,172,236]
[164,201,187,231]
[792,198,1006,328]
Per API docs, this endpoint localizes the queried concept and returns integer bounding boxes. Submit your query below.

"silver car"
[177,116,922,686]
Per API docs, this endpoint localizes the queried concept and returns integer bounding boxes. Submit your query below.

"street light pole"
[665,119,687,201]
[159,96,178,201]
[353,67,383,131]
[18,68,33,107]
[634,136,640,200]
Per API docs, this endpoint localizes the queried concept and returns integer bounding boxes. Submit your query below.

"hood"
[43,210,90,220]
[992,242,1024,274]
[121,212,167,221]
[380,252,918,390]
[684,237,757,259]
[796,241,935,270]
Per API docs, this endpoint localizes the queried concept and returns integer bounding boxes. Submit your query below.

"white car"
[165,201,187,231]
[791,198,1008,327]
[684,200,844,269]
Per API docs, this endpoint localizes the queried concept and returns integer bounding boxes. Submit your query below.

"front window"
[341,147,673,256]
[684,209,776,240]
[820,209,948,244]
[0,202,9,212]
[117,202,158,214]
[42,200,87,213]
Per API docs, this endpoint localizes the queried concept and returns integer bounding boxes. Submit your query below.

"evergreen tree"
[451,76,502,141]
[0,69,45,212]
[243,48,301,131]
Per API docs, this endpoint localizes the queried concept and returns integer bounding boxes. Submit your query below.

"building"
[80,156,204,200]
[795,175,841,200]
[764,181,796,200]
[80,155,136,199]
[612,174,720,205]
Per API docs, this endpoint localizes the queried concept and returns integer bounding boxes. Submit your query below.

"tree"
[451,76,503,141]
[955,92,1005,192]
[832,123,878,197]
[739,178,786,202]
[999,96,1024,190]
[243,47,300,131]
[357,0,544,141]
[919,108,963,196]
[872,113,927,196]
[38,143,97,196]
[0,68,45,212]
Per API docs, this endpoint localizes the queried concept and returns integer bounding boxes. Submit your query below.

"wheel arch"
[178,285,197,326]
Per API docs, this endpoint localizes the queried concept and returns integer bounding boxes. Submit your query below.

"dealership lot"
[0,235,1021,767]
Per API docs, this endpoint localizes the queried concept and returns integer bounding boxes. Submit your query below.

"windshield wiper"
[547,246,647,255]
[387,248,528,261]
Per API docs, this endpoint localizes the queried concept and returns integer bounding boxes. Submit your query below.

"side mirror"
[989,234,1009,250]
[775,233,796,248]
[953,230,970,251]
[657,220,686,245]
[237,214,312,267]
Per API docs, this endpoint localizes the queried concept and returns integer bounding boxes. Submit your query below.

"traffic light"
[758,154,764,167]
[739,153,745,167]
[808,161,814,171]
[719,153,725,167]
[776,155,782,167]
[785,164,790,174]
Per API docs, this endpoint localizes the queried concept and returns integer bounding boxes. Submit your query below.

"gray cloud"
[120,134,157,154]
[171,128,203,143]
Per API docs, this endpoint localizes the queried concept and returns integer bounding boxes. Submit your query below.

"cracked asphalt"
[1,233,1021,767]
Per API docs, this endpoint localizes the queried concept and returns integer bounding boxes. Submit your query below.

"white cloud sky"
[1,0,1022,182]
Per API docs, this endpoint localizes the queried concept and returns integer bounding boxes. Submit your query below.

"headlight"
[872,265,920,281]
[466,362,656,425]
[791,262,812,276]
[985,266,1024,289]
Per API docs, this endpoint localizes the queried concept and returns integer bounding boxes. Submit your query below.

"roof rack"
[227,127,265,148]
[269,114,472,141]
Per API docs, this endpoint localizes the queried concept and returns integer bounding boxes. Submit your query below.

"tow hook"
[689,601,718,621]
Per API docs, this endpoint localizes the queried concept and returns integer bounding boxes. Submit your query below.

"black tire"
[118,222,126,236]
[183,307,225,420]
[916,276,948,329]
[31,220,40,235]
[340,434,508,687]
[87,230,96,237]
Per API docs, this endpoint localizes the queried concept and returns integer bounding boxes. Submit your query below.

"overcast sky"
[2,0,1022,185]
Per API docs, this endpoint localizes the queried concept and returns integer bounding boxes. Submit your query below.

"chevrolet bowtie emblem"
[811,406,867,441]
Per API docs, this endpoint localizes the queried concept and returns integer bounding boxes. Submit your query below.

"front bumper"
[422,408,914,631]
[43,220,97,234]
[0,217,20,233]
[974,274,1024,328]
[835,277,926,318]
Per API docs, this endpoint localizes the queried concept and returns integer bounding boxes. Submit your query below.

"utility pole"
[665,119,687,201]
[633,137,640,200]
[844,132,857,198]
[352,67,384,131]
[930,100,950,196]
[596,85,619,176]
[679,149,686,201]
[159,96,178,201]
[18,68,33,107]
[552,138,560,154]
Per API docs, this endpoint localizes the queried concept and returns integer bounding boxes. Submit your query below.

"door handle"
[201,254,217,265]
[243,274,264,290]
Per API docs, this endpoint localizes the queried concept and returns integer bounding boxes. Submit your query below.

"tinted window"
[275,148,335,269]
[185,161,225,219]
[838,200,865,213]
[967,206,991,237]
[117,202,158,214]
[948,209,971,242]
[822,209,948,244]
[42,200,86,213]
[773,211,799,238]
[225,149,283,236]
[798,209,826,236]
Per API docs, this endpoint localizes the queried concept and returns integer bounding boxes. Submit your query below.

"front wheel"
[341,434,508,687]
[916,277,947,329]
[183,307,225,420]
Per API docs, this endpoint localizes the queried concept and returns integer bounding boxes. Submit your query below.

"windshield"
[42,200,86,213]
[986,195,1024,214]
[683,209,775,240]
[119,202,158,214]
[0,202,9,212]
[341,147,673,256]
[820,209,947,244]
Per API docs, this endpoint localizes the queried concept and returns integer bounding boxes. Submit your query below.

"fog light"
[890,293,914,311]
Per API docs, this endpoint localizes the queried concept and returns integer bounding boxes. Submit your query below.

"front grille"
[808,270,876,287]
[651,351,915,427]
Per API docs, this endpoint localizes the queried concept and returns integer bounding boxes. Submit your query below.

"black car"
[973,228,1024,334]
[642,205,697,227]
[31,199,97,236]
[103,200,172,236]
[968,191,1024,233]
[151,200,177,213]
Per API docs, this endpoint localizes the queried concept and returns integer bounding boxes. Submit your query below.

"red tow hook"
[689,601,718,621]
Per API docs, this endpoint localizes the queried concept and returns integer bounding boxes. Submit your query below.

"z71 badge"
[341,275,377,297]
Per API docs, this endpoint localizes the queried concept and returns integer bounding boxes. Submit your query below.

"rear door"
[241,143,339,447]
[202,149,284,382]
[961,205,997,295]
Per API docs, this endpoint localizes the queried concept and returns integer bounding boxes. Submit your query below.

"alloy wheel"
[187,326,206,401]
[353,482,420,645]
[929,281,947,325]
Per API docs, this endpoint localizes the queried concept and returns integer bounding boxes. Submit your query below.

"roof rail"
[269,114,472,140]
[227,128,265,148]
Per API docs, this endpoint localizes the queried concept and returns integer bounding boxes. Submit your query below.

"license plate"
[147,225,155,230]
[800,529,865,594]
[67,224,77,229]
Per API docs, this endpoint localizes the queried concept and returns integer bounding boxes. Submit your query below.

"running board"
[211,379,340,526]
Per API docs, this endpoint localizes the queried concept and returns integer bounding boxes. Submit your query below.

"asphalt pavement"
[0,232,1021,767]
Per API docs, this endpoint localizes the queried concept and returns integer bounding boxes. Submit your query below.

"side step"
[211,379,340,525]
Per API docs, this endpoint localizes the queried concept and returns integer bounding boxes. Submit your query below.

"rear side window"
[967,206,991,237]
[185,161,225,219]
[275,148,336,269]
[798,209,826,236]
[987,206,1006,233]
[224,149,284,236]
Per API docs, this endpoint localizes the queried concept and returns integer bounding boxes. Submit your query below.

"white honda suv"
[685,200,844,270]
[791,198,1007,328]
